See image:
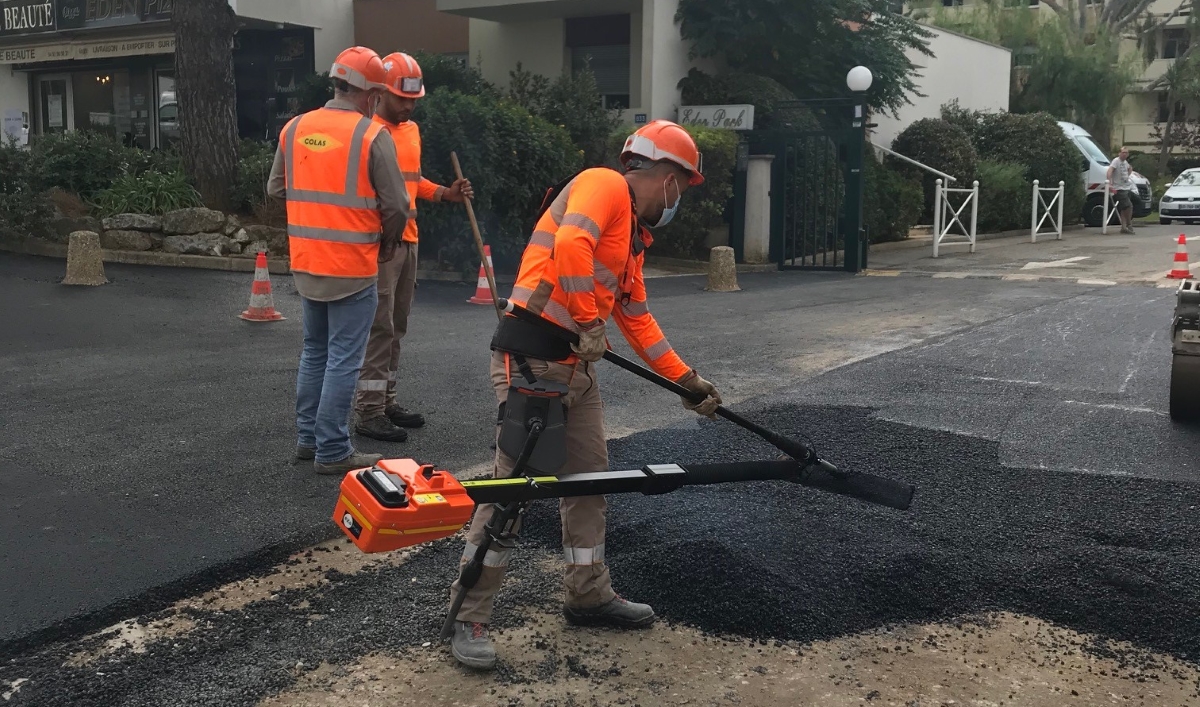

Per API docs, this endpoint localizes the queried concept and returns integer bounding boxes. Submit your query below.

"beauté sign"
[678,105,755,131]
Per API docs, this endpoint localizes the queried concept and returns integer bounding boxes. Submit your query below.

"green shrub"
[969,112,1084,224]
[296,71,335,113]
[233,139,277,213]
[864,155,923,243]
[891,118,978,220]
[413,88,583,273]
[975,160,1028,233]
[92,170,202,216]
[1167,156,1200,176]
[508,62,622,165]
[30,130,133,198]
[1127,150,1159,180]
[678,69,820,131]
[0,137,52,238]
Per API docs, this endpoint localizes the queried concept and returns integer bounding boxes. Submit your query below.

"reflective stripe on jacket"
[282,107,385,278]
[373,116,441,244]
[508,167,690,381]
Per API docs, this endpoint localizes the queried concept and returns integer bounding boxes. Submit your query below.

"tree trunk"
[1159,89,1179,175]
[173,0,238,212]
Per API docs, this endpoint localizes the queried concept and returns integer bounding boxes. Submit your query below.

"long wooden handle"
[450,152,502,321]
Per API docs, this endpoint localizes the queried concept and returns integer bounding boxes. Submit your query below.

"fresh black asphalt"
[2,251,1198,706]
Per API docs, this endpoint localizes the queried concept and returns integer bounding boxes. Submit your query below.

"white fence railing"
[1101,179,1123,234]
[1031,179,1065,243]
[933,179,979,258]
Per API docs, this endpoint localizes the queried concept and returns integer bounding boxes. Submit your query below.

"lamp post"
[845,65,872,272]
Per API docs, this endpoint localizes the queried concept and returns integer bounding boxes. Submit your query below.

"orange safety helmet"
[620,120,704,186]
[330,46,387,92]
[381,52,425,98]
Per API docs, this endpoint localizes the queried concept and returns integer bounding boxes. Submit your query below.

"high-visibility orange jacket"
[281,107,386,277]
[508,167,691,381]
[373,116,442,244]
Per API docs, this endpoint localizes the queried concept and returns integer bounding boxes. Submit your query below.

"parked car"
[1159,168,1200,225]
[1058,122,1154,226]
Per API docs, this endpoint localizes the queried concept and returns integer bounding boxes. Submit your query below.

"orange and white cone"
[240,251,286,322]
[1168,234,1193,280]
[468,245,496,305]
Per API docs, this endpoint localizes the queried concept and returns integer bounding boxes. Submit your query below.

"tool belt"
[490,314,573,363]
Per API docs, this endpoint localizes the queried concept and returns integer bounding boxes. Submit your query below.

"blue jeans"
[296,285,378,463]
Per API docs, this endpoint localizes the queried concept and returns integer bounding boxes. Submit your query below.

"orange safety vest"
[281,107,386,278]
[373,116,440,244]
[507,167,691,381]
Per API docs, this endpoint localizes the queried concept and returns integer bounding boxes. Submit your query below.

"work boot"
[355,415,409,443]
[563,595,656,629]
[313,450,384,476]
[385,404,426,429]
[294,446,315,464]
[450,621,497,670]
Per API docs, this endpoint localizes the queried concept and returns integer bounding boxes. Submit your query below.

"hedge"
[891,118,978,221]
[412,88,583,274]
[975,160,1028,233]
[0,137,52,239]
[864,155,923,243]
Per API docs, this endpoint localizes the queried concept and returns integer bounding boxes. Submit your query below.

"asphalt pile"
[4,403,1199,706]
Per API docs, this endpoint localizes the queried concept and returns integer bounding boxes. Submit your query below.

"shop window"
[566,15,631,110]
[69,69,135,146]
[157,71,180,150]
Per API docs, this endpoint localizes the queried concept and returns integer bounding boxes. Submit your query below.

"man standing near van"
[1108,146,1136,234]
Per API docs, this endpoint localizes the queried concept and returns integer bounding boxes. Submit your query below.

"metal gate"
[731,104,866,273]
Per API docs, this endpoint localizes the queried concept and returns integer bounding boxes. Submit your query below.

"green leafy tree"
[507,62,622,165]
[675,0,935,118]
[917,0,1142,148]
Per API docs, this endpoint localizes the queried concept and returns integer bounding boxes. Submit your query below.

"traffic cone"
[1168,234,1193,280]
[468,245,496,305]
[240,252,286,322]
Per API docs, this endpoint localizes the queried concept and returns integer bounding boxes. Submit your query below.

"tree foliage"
[676,0,934,118]
[507,62,623,166]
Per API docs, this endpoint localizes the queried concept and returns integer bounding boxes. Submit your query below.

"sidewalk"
[867,222,1197,286]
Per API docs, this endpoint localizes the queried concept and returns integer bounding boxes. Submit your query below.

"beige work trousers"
[355,241,418,418]
[449,350,615,624]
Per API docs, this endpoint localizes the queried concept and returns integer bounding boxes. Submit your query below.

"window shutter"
[572,45,630,95]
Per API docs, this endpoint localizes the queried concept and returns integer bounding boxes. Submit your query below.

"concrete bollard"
[705,246,741,292]
[61,231,108,286]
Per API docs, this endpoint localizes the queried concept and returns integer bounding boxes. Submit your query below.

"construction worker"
[447,120,723,670]
[266,46,412,475]
[354,52,474,443]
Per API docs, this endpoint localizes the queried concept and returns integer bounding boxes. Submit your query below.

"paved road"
[0,252,1144,653]
[2,261,1199,706]
[870,223,1200,283]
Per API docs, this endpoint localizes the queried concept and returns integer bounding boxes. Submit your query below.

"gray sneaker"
[563,595,656,628]
[313,450,383,476]
[451,621,497,670]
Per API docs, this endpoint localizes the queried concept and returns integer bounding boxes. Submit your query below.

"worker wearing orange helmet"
[267,46,413,475]
[447,120,722,670]
[353,52,475,443]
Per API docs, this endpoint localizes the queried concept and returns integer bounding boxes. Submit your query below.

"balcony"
[436,0,640,21]
[1120,122,1159,148]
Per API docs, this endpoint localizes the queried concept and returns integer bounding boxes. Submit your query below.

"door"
[37,75,74,135]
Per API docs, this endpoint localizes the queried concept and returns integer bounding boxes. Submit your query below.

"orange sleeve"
[611,253,691,381]
[417,178,442,202]
[554,172,624,325]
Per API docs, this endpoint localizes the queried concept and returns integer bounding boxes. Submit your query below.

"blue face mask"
[653,178,681,228]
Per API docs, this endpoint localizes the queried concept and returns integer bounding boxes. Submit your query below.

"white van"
[1058,121,1153,226]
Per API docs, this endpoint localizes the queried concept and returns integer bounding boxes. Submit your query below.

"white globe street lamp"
[846,65,873,93]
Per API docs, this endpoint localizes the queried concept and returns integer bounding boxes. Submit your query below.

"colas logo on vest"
[301,133,344,153]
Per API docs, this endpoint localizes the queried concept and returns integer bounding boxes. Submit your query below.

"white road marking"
[1077,279,1117,286]
[2,679,29,701]
[1021,256,1091,271]
[1063,400,1165,415]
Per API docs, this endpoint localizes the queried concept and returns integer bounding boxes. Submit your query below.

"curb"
[862,268,1181,289]
[0,238,475,282]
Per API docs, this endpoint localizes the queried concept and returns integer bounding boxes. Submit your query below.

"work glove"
[677,370,722,419]
[571,319,608,362]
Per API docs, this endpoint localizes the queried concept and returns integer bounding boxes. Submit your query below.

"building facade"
[435,0,716,125]
[353,0,468,60]
[871,23,1011,149]
[0,0,353,147]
